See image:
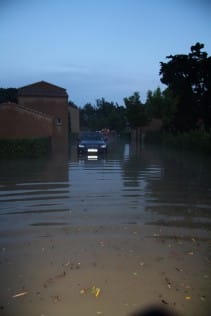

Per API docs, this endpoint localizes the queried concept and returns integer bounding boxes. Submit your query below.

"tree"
[124,92,148,141]
[95,98,126,132]
[146,88,163,119]
[80,103,97,130]
[145,87,177,128]
[160,42,211,131]
[124,92,148,128]
[0,88,18,103]
[80,99,127,132]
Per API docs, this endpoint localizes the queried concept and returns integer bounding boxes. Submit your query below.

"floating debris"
[51,295,61,303]
[91,286,101,297]
[80,289,86,294]
[187,251,194,256]
[12,291,28,298]
[176,267,183,272]
[165,277,172,289]
[80,285,101,298]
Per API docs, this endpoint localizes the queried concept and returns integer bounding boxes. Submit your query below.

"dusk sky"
[1,0,211,107]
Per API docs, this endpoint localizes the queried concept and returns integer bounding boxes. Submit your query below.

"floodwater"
[0,139,211,316]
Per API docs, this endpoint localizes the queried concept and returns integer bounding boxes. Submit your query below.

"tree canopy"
[0,88,18,104]
[80,98,126,132]
[160,42,211,131]
[145,87,177,128]
[124,92,148,129]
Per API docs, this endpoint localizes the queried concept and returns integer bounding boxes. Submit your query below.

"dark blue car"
[77,132,108,155]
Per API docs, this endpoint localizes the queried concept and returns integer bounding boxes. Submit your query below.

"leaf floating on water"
[161,299,168,305]
[80,286,101,297]
[12,291,28,298]
[95,288,101,297]
[91,286,101,297]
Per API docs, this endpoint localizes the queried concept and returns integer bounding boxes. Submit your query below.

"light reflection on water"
[0,140,211,232]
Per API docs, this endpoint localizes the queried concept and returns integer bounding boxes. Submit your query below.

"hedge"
[0,137,51,158]
[144,130,211,154]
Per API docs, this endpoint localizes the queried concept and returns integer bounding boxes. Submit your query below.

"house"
[68,103,80,134]
[0,81,80,151]
[0,102,53,138]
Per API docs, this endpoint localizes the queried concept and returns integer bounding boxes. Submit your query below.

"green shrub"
[144,130,211,154]
[0,137,51,158]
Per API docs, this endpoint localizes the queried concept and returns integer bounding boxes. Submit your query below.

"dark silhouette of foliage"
[145,87,177,128]
[0,88,18,103]
[160,42,211,131]
[80,98,126,132]
[124,92,148,128]
[0,137,51,158]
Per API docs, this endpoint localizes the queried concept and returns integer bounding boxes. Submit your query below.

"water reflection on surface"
[0,139,211,232]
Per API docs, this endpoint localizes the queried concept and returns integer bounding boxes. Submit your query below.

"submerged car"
[77,132,108,155]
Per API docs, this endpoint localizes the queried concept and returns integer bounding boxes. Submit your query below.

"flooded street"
[0,139,211,316]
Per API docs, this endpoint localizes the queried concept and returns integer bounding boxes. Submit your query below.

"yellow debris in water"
[91,286,101,297]
[95,287,101,297]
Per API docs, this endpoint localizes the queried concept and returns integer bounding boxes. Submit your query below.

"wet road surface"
[1,140,211,232]
[0,139,211,316]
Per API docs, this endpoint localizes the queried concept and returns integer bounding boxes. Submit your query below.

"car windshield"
[80,132,103,141]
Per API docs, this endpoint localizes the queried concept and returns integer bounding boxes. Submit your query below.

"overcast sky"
[1,0,210,106]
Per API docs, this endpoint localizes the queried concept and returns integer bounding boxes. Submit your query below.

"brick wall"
[68,105,80,134]
[18,96,69,143]
[0,103,53,139]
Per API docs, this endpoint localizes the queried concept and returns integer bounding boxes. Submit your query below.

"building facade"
[68,103,80,134]
[0,102,53,138]
[0,81,79,151]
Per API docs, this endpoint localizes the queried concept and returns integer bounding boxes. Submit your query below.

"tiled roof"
[18,81,68,97]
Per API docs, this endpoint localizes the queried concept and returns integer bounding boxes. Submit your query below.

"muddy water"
[0,140,211,316]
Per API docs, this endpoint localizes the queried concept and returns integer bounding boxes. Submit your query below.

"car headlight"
[78,144,85,148]
[100,144,107,148]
